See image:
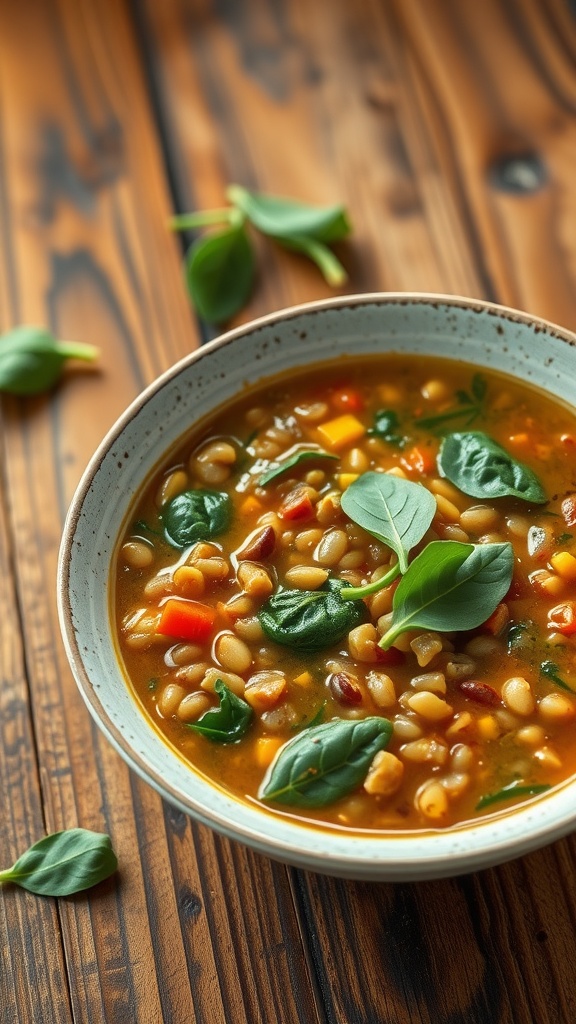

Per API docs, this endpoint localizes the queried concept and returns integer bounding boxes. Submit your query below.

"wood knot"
[488,154,547,194]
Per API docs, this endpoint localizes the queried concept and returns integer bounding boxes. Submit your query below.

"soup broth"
[113,354,576,831]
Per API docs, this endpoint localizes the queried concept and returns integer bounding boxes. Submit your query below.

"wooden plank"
[137,1,576,1022]
[0,1,319,1022]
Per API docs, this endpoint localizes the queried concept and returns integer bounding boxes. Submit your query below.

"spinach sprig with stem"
[170,185,351,323]
[0,325,98,395]
[0,829,117,897]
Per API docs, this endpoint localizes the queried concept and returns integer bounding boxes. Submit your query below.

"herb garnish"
[258,446,338,486]
[0,325,98,395]
[540,660,576,694]
[260,717,393,807]
[438,431,547,504]
[0,829,117,897]
[476,782,551,811]
[367,409,405,446]
[379,540,514,649]
[416,374,487,431]
[171,185,350,323]
[162,489,232,548]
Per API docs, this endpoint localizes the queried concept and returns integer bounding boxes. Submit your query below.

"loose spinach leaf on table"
[379,540,514,649]
[438,431,547,504]
[189,679,253,743]
[0,325,98,395]
[258,578,366,652]
[260,717,393,807]
[340,472,436,599]
[258,446,338,486]
[184,221,255,325]
[162,489,232,548]
[0,829,117,897]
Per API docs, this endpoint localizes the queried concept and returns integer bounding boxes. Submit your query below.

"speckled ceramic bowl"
[57,293,576,881]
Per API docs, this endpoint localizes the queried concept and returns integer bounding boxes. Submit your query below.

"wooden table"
[2,2,576,1021]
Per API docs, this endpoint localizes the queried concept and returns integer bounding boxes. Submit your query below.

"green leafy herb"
[476,782,551,811]
[506,620,535,653]
[340,472,436,600]
[189,679,253,743]
[147,677,159,692]
[367,409,405,445]
[438,431,547,504]
[0,829,117,896]
[260,717,393,807]
[556,532,573,545]
[171,185,351,322]
[132,519,160,538]
[416,374,487,431]
[162,489,232,548]
[184,221,255,325]
[258,578,366,652]
[379,540,514,649]
[540,660,576,694]
[258,446,338,486]
[0,325,98,396]
[295,701,327,732]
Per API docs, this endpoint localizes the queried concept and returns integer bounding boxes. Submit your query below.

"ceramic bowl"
[57,293,576,881]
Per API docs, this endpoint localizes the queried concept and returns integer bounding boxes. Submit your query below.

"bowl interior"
[58,294,576,880]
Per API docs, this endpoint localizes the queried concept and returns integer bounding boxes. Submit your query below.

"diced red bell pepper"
[375,646,405,666]
[401,445,436,475]
[278,486,315,521]
[157,598,216,643]
[331,387,364,413]
[547,601,576,636]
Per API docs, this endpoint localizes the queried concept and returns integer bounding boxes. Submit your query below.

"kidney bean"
[328,672,363,705]
[237,526,276,561]
[458,679,501,707]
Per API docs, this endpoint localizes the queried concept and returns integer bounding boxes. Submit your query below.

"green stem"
[293,236,348,286]
[0,868,14,884]
[55,342,99,362]
[341,563,400,601]
[168,208,235,231]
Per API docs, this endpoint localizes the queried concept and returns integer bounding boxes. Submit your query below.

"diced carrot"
[562,494,576,528]
[561,434,576,449]
[316,414,366,450]
[157,598,216,643]
[550,551,576,582]
[509,433,529,446]
[402,445,436,475]
[240,495,263,517]
[278,486,315,521]
[254,737,284,769]
[331,387,364,413]
[548,601,576,636]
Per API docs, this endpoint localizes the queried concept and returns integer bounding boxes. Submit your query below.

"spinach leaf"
[476,782,551,811]
[0,829,117,896]
[379,540,514,649]
[189,679,253,743]
[226,184,350,243]
[438,431,547,504]
[341,472,436,573]
[162,489,232,548]
[258,578,366,652]
[540,660,576,694]
[260,717,393,807]
[259,446,338,486]
[367,409,405,445]
[185,221,255,324]
[0,325,98,395]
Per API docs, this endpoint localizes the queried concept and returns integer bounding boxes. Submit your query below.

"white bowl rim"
[57,291,576,880]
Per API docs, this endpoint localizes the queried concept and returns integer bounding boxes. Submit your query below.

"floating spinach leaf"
[367,409,405,445]
[341,472,436,574]
[476,782,551,811]
[260,717,393,807]
[185,221,255,324]
[540,660,576,694]
[259,446,338,486]
[162,489,232,548]
[506,620,535,653]
[438,431,547,504]
[189,679,253,743]
[0,325,98,396]
[0,829,117,897]
[379,540,514,649]
[258,578,366,652]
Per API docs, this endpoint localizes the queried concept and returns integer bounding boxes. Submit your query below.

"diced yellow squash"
[337,473,359,490]
[477,715,500,741]
[551,551,576,582]
[317,414,365,450]
[239,495,263,517]
[293,670,313,687]
[254,737,284,769]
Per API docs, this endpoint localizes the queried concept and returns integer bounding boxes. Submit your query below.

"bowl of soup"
[58,293,576,880]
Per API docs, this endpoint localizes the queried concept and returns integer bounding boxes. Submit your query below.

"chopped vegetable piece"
[547,601,576,636]
[157,598,217,643]
[316,413,366,450]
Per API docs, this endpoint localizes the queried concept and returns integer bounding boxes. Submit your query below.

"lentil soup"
[113,354,576,831]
